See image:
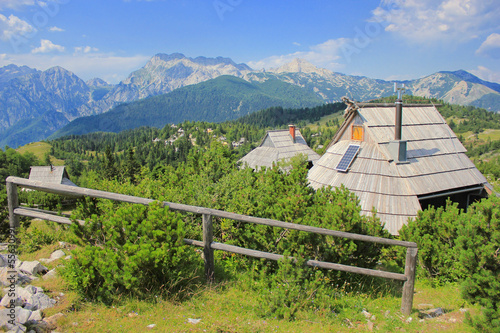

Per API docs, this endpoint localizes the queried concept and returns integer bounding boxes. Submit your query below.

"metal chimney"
[394,83,404,140]
[387,83,408,164]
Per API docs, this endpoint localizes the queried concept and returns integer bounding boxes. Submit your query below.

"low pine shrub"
[400,196,500,331]
[62,201,202,303]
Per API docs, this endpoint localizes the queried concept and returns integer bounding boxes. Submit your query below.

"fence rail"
[6,176,418,315]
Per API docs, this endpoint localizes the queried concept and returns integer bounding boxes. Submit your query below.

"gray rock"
[28,310,42,322]
[16,307,32,325]
[50,250,65,260]
[426,307,444,318]
[24,292,56,311]
[18,262,48,276]
[0,254,6,267]
[0,268,32,287]
[0,293,23,307]
[42,269,57,280]
[5,323,27,333]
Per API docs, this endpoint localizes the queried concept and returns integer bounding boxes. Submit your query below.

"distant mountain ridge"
[1,53,500,147]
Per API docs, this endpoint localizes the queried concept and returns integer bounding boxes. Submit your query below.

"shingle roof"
[239,129,320,170]
[308,104,490,235]
[28,166,77,186]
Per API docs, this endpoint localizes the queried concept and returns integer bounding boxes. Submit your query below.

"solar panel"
[335,144,360,172]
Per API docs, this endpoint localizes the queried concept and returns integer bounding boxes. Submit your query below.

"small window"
[352,125,364,141]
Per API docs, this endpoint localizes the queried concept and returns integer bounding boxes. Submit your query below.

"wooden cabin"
[307,102,492,235]
[239,125,320,170]
[28,166,77,187]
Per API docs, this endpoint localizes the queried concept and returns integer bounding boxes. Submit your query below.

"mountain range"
[1,53,500,148]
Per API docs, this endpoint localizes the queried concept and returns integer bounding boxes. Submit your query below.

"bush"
[253,249,336,321]
[400,196,500,331]
[399,200,467,283]
[457,197,500,332]
[62,201,202,303]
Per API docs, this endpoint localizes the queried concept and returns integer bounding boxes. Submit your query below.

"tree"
[124,147,140,184]
[104,146,118,180]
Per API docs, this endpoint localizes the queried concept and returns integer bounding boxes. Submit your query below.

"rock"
[459,308,468,313]
[28,310,42,322]
[49,250,65,260]
[64,255,72,260]
[0,307,31,326]
[43,313,64,330]
[40,251,66,264]
[18,262,48,276]
[187,318,201,324]
[24,292,57,311]
[0,267,32,287]
[367,320,374,331]
[361,309,371,318]
[0,254,6,267]
[4,322,27,332]
[16,307,32,325]
[0,294,23,308]
[147,324,156,329]
[42,269,57,280]
[406,317,413,323]
[421,307,444,319]
[32,320,51,332]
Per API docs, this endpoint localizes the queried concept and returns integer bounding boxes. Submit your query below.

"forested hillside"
[50,75,323,138]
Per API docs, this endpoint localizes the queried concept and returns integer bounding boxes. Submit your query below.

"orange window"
[352,125,364,141]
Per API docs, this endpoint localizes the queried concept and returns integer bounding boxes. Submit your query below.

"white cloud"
[469,65,500,84]
[74,46,99,54]
[248,38,349,71]
[0,14,35,41]
[0,0,35,10]
[476,33,500,59]
[371,0,500,44]
[293,42,301,47]
[48,26,64,32]
[0,52,150,83]
[32,39,65,53]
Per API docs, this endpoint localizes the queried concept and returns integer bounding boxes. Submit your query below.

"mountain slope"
[82,53,254,115]
[51,75,323,137]
[2,54,500,148]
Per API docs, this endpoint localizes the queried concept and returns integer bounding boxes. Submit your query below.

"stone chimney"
[289,125,296,143]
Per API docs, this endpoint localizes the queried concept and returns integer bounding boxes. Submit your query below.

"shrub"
[398,200,467,282]
[457,197,500,332]
[400,196,500,331]
[254,249,337,321]
[62,201,202,303]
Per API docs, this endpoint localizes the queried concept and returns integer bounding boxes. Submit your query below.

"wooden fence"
[6,176,418,315]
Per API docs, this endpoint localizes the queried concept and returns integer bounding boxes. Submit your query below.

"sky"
[0,0,499,84]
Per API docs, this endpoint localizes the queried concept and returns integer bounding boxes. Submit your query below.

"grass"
[478,129,500,141]
[306,112,343,132]
[15,141,65,166]
[18,270,479,333]
[7,220,480,333]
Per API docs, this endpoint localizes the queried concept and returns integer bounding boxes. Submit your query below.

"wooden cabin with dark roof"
[239,125,320,170]
[307,101,492,235]
[28,166,77,187]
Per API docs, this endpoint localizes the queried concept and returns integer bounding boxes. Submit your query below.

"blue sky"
[0,0,499,84]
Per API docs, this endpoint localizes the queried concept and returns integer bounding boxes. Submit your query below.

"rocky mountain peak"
[270,58,325,74]
[86,78,111,88]
[0,64,39,86]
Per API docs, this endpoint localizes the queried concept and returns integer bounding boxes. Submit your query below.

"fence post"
[401,247,418,315]
[6,181,20,230]
[203,213,215,283]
